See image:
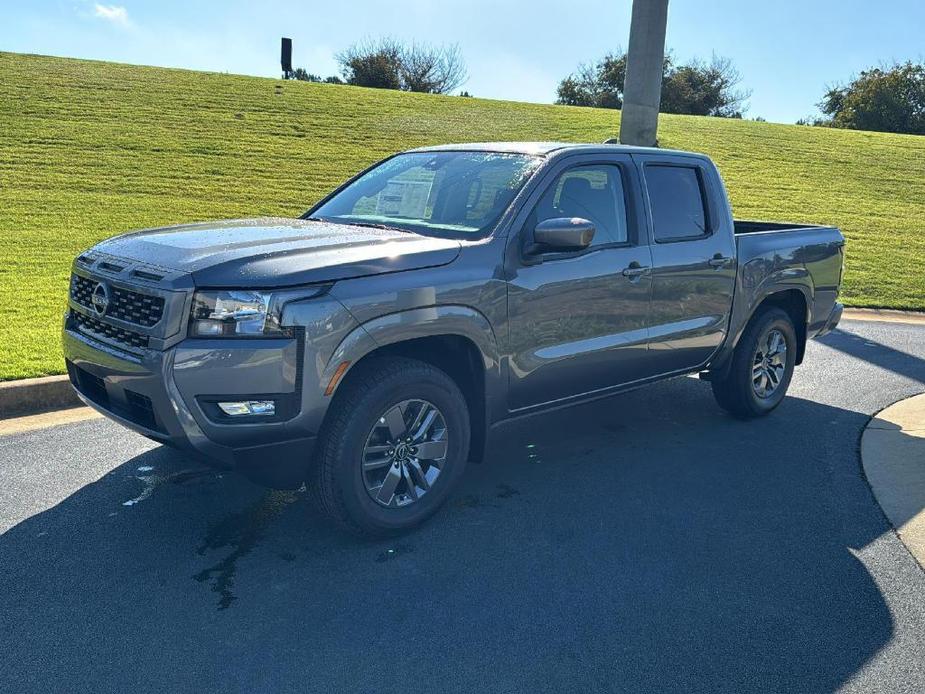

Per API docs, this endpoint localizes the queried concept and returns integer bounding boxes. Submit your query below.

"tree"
[817,62,925,135]
[660,56,748,118]
[291,68,318,82]
[289,68,344,85]
[400,42,467,94]
[556,51,749,118]
[337,38,402,90]
[337,38,467,94]
[556,53,627,109]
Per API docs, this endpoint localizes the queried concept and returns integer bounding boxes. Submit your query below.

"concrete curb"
[843,308,925,325]
[861,393,925,571]
[0,375,82,418]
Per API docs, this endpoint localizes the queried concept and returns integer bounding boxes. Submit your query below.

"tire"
[311,356,470,536]
[711,307,797,419]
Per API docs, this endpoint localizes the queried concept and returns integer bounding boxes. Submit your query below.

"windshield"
[307,151,542,237]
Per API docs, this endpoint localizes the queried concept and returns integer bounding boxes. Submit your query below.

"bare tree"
[400,42,467,94]
[337,38,467,94]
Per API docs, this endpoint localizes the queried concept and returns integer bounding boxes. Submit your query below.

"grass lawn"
[1,52,924,381]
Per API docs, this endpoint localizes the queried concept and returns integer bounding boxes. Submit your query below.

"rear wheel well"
[752,289,808,364]
[336,335,487,462]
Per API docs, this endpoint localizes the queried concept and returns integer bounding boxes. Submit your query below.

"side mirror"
[529,217,595,254]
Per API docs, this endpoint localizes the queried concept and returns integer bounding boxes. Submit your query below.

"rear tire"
[311,356,470,536]
[711,307,797,419]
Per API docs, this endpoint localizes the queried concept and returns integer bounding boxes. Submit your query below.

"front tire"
[711,307,797,419]
[312,356,470,536]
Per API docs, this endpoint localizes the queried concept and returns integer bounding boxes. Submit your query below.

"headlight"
[189,290,281,337]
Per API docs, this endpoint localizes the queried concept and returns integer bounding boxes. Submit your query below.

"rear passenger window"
[531,164,629,246]
[645,165,709,241]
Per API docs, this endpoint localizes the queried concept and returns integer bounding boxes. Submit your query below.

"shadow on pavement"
[819,328,925,385]
[0,377,900,693]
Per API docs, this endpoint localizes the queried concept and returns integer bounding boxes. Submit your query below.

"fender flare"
[320,305,503,406]
[709,265,813,378]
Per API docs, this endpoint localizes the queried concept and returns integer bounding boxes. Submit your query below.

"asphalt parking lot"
[2,319,924,693]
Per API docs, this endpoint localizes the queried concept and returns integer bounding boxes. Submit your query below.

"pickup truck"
[64,142,845,534]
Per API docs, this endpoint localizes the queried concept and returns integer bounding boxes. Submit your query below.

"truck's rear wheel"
[311,356,469,535]
[711,307,797,419]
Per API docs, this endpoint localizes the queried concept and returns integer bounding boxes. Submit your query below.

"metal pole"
[619,0,669,146]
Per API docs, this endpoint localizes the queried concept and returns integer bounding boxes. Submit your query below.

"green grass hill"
[1,51,923,380]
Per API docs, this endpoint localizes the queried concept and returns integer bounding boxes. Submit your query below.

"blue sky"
[2,0,923,123]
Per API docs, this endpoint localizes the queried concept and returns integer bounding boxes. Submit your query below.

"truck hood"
[92,217,462,288]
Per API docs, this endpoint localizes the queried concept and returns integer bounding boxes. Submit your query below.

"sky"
[2,0,923,124]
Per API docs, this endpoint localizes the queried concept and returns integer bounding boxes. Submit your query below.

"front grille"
[73,311,149,350]
[71,274,165,327]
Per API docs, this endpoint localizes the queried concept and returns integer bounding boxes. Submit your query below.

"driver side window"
[530,164,629,246]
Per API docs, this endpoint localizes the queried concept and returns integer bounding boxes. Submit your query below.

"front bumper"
[63,323,318,488]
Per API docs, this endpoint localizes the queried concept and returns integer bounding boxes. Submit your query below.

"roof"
[408,141,701,158]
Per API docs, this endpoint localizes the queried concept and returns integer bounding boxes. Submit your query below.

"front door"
[506,156,653,411]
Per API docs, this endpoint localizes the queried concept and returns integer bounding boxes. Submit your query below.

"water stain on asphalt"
[121,473,160,507]
[167,468,216,485]
[193,490,298,610]
[496,484,520,499]
[454,494,499,509]
[121,466,217,507]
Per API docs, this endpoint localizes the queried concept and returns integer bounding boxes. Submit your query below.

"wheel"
[711,307,797,419]
[311,356,470,535]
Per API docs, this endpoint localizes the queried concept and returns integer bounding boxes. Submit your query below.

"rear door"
[636,154,736,376]
[505,153,653,411]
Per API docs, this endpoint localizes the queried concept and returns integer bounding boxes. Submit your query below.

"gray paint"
[62,142,845,484]
[93,217,461,288]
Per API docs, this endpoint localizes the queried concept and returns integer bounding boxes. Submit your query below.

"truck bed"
[731,220,844,338]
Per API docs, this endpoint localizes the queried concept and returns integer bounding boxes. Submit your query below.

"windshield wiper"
[303,215,412,234]
[348,221,411,233]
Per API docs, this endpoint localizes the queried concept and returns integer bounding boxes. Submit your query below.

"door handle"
[708,254,731,269]
[622,262,650,280]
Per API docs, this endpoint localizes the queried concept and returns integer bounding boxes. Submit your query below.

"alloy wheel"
[752,328,788,399]
[361,399,449,508]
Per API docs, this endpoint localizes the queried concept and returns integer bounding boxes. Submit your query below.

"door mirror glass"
[530,217,596,253]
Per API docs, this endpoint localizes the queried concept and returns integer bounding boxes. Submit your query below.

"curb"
[842,308,925,325]
[0,375,82,418]
[861,393,925,571]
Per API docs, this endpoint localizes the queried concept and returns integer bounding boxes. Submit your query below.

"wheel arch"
[320,306,502,463]
[752,289,808,364]
[707,284,810,381]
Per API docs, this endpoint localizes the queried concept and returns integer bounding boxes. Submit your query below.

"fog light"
[217,400,276,416]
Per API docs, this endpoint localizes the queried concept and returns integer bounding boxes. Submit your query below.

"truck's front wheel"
[711,307,797,419]
[312,356,470,535]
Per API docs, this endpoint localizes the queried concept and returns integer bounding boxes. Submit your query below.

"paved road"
[2,320,925,693]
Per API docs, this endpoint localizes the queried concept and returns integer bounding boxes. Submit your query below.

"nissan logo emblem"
[91,282,110,317]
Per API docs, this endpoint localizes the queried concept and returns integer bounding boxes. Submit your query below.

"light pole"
[619,0,669,146]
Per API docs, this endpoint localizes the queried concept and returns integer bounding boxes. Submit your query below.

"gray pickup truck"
[64,142,844,533]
